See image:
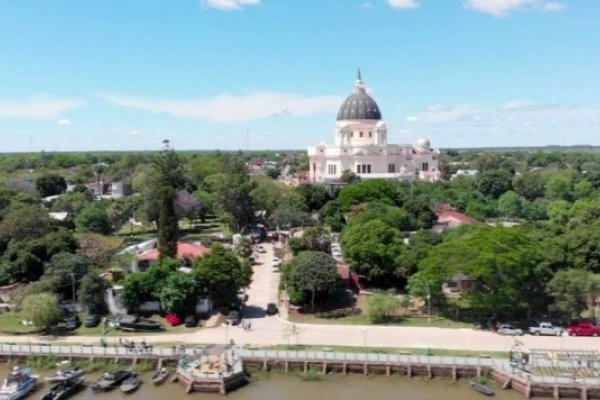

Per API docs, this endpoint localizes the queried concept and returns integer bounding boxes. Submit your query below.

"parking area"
[243,242,281,321]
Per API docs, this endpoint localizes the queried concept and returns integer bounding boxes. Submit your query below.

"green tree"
[318,200,345,232]
[294,184,331,211]
[546,269,589,319]
[341,219,405,283]
[44,252,89,295]
[287,251,339,310]
[78,274,108,314]
[475,169,513,198]
[498,191,524,219]
[513,173,546,201]
[367,291,400,323]
[235,237,253,259]
[347,202,408,231]
[337,179,400,212]
[36,173,67,197]
[21,292,61,331]
[75,205,112,234]
[270,204,312,229]
[120,272,154,309]
[0,205,54,242]
[300,226,332,253]
[158,272,198,315]
[546,174,573,201]
[194,244,252,306]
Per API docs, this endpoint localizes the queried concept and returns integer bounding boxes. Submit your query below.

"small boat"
[40,377,84,400]
[470,380,495,396]
[0,366,38,400]
[119,374,142,394]
[44,363,84,384]
[91,370,132,392]
[150,368,170,385]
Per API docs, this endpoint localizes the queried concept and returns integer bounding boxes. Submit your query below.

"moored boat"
[469,380,495,396]
[44,364,84,384]
[40,377,84,400]
[91,370,132,392]
[0,366,38,400]
[150,368,170,385]
[119,374,142,394]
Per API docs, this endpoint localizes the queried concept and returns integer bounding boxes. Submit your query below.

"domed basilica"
[308,71,441,183]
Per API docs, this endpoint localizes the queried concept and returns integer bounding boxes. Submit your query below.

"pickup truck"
[528,322,562,336]
[567,322,600,337]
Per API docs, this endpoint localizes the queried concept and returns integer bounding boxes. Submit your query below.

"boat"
[91,370,132,392]
[119,374,142,394]
[150,368,170,385]
[0,366,38,400]
[116,315,163,332]
[44,363,84,384]
[469,380,495,396]
[40,377,84,400]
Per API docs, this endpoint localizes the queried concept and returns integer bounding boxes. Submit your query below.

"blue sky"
[0,0,599,152]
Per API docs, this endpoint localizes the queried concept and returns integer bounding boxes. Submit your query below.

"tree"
[367,291,400,323]
[475,169,513,199]
[319,200,345,232]
[75,204,112,234]
[209,173,257,231]
[418,226,548,317]
[154,141,186,259]
[157,186,178,259]
[403,198,437,230]
[498,191,524,219]
[287,251,339,310]
[21,292,61,331]
[337,179,400,211]
[546,269,589,319]
[270,204,312,229]
[341,219,405,283]
[158,272,199,315]
[51,191,93,215]
[194,244,252,306]
[120,272,154,309]
[347,202,408,231]
[301,226,332,253]
[339,169,360,184]
[44,252,90,296]
[36,173,67,197]
[0,205,54,242]
[294,184,331,211]
[546,174,573,201]
[174,190,201,220]
[235,237,253,259]
[513,173,546,201]
[78,274,108,314]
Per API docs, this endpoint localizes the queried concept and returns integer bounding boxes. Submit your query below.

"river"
[1,364,525,400]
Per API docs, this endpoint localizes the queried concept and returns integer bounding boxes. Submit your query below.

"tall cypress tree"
[154,140,185,259]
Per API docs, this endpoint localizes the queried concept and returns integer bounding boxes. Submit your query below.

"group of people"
[119,337,153,353]
[241,319,252,331]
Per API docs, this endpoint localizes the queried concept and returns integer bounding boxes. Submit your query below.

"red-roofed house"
[136,242,210,271]
[434,204,478,232]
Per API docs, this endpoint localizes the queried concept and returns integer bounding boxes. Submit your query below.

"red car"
[567,322,600,337]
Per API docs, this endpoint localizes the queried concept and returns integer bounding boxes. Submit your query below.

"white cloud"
[0,95,82,118]
[386,0,419,9]
[199,0,259,11]
[465,0,566,16]
[97,92,344,122]
[404,100,600,147]
[57,118,74,126]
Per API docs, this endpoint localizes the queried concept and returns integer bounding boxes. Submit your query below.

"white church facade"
[308,71,441,183]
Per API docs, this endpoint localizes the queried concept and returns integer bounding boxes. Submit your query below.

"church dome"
[336,70,382,121]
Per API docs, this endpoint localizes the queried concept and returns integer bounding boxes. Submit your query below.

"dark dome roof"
[337,92,382,121]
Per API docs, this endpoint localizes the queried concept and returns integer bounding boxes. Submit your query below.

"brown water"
[2,365,525,400]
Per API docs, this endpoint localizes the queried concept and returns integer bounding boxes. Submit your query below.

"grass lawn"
[288,312,474,329]
[0,313,42,334]
[261,344,508,359]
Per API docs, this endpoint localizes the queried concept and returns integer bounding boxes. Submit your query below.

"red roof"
[138,242,210,262]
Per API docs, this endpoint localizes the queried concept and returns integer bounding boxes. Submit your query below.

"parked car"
[567,322,600,337]
[266,303,278,315]
[528,322,562,336]
[64,315,81,330]
[272,257,282,269]
[226,310,241,326]
[185,315,198,328]
[84,314,101,328]
[497,324,523,336]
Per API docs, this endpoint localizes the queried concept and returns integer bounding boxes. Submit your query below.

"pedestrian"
[247,320,252,331]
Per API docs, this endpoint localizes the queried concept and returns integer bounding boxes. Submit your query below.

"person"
[247,320,252,331]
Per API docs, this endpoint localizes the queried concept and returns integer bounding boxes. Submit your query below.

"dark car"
[84,314,101,328]
[226,310,241,326]
[185,315,198,328]
[64,315,81,330]
[266,303,278,315]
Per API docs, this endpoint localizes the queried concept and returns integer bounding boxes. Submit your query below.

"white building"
[308,71,441,183]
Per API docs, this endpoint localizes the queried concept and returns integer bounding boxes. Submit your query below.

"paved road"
[243,242,280,318]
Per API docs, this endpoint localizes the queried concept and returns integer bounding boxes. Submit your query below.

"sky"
[1,0,599,152]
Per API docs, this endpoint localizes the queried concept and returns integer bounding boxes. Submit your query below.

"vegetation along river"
[1,364,526,400]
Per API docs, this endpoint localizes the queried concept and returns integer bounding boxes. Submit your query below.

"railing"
[2,344,600,386]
